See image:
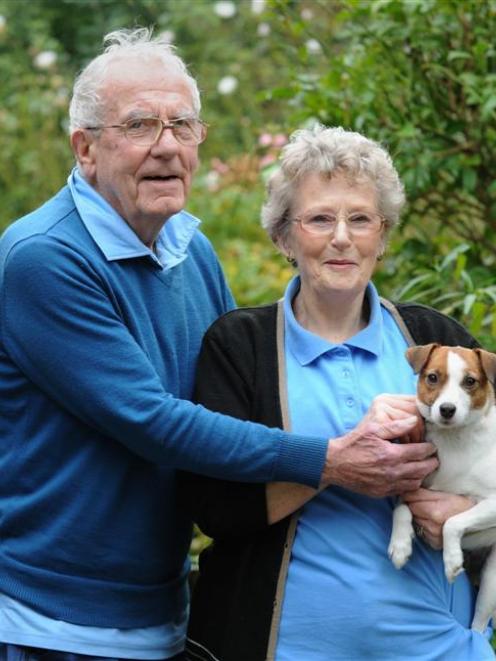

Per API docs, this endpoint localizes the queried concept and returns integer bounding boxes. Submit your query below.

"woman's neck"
[292,285,369,344]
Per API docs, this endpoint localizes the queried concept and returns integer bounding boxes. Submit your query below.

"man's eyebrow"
[122,108,197,121]
[170,111,197,120]
[121,109,153,121]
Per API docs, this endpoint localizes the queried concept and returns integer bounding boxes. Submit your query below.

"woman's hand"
[403,488,476,549]
[323,394,438,497]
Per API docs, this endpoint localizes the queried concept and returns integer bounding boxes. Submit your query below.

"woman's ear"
[276,235,297,266]
[377,233,387,262]
[276,236,290,258]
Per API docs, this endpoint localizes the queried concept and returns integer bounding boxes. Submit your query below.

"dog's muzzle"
[439,403,456,420]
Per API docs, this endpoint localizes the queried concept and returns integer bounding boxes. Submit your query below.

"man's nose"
[151,126,181,153]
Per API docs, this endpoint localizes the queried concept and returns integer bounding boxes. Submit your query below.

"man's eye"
[127,119,145,130]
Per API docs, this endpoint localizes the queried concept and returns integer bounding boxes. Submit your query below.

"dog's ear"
[405,343,439,374]
[475,348,496,384]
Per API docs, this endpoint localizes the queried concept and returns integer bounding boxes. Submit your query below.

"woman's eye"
[310,215,334,226]
[349,214,371,225]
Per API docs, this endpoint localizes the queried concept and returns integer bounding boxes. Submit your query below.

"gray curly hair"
[261,125,405,243]
[69,27,201,132]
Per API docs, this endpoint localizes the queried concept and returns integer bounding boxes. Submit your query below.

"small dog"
[388,343,496,631]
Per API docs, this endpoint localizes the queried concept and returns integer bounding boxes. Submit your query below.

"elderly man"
[0,28,436,660]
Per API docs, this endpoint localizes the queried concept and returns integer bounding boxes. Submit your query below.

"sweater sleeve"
[1,236,326,486]
[179,311,284,538]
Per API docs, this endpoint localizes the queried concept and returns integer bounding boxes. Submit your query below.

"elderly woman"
[180,126,494,660]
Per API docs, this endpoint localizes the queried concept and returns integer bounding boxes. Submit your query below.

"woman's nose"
[331,218,352,244]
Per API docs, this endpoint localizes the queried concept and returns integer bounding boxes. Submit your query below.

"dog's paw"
[444,547,465,583]
[388,538,412,569]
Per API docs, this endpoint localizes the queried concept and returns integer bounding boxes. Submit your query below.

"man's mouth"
[143,175,180,181]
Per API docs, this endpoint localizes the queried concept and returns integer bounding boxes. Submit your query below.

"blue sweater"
[0,186,327,628]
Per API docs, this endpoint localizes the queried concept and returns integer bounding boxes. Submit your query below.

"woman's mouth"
[325,259,355,268]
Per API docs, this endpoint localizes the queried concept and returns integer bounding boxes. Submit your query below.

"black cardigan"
[179,300,479,661]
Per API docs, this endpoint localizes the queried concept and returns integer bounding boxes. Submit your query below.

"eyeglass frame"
[84,116,208,147]
[291,210,385,237]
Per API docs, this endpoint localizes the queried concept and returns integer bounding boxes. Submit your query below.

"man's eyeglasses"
[292,211,384,237]
[84,116,208,147]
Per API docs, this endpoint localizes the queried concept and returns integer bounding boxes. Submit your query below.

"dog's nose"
[440,403,456,419]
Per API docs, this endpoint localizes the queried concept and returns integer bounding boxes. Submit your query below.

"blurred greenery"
[1,0,495,347]
[1,2,496,629]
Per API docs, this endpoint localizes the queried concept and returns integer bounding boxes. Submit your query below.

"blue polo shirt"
[276,276,494,660]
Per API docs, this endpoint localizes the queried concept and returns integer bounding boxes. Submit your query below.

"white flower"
[159,29,175,44]
[214,1,237,18]
[306,39,322,55]
[301,8,314,20]
[257,22,271,37]
[251,0,266,14]
[217,75,238,95]
[204,171,221,191]
[34,50,57,69]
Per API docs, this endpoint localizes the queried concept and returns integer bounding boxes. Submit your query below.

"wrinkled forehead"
[99,58,195,118]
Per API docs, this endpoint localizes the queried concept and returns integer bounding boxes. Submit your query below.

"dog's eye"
[463,375,477,388]
[426,373,438,384]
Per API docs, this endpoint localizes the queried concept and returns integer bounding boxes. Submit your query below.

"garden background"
[1,0,496,593]
[1,0,496,345]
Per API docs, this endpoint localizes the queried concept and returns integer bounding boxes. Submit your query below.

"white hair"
[261,124,406,243]
[69,27,201,132]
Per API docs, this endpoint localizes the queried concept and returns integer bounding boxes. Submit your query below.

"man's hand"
[403,488,476,549]
[321,394,438,496]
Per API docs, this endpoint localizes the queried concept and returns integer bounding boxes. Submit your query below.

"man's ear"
[71,129,97,183]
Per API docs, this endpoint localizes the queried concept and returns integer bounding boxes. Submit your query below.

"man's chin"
[142,198,185,222]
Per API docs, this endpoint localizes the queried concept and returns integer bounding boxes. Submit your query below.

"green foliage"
[1,0,495,334]
[189,148,293,306]
[262,0,496,346]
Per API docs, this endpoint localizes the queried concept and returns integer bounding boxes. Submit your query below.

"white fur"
[388,348,496,631]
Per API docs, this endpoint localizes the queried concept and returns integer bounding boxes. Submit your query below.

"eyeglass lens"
[299,213,382,235]
[125,118,204,146]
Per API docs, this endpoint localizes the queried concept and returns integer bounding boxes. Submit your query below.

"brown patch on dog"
[453,347,492,410]
[412,345,449,407]
[476,348,496,385]
[406,343,439,374]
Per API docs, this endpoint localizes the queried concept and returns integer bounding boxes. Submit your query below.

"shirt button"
[342,369,350,378]
[346,398,354,407]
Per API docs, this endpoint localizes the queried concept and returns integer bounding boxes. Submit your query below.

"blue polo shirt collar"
[68,167,200,269]
[284,276,384,365]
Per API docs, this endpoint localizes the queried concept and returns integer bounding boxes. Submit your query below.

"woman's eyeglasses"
[292,211,384,237]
